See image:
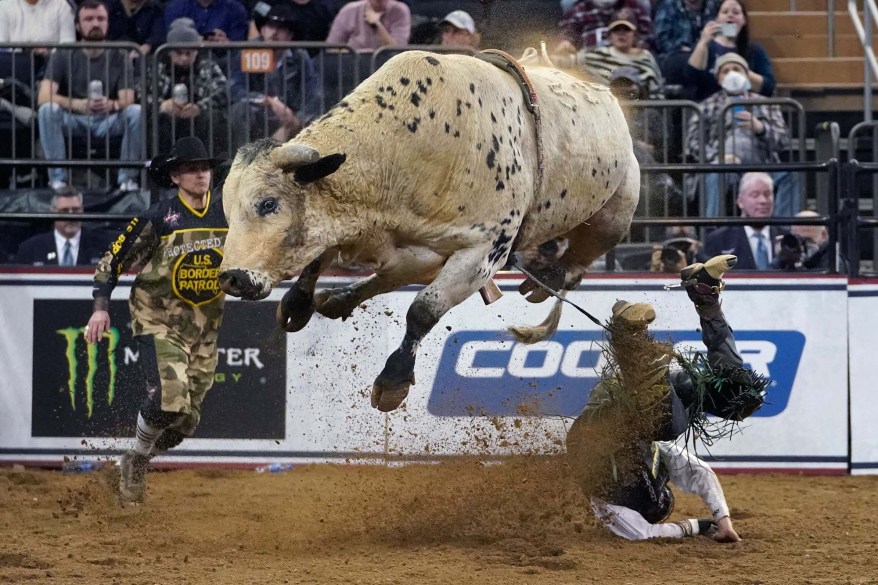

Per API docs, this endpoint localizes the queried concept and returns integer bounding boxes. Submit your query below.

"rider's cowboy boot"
[680,254,737,319]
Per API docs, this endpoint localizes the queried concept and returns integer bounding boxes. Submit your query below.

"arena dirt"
[1,462,876,584]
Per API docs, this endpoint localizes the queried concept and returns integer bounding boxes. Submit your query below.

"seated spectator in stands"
[438,10,480,49]
[556,0,651,52]
[105,0,164,58]
[608,66,664,154]
[653,0,721,90]
[684,53,795,218]
[650,233,702,272]
[37,0,142,192]
[152,18,229,155]
[561,15,664,99]
[326,0,410,52]
[163,0,247,43]
[772,209,838,271]
[14,187,106,266]
[702,172,785,270]
[684,0,775,102]
[0,0,74,71]
[229,4,321,151]
[607,67,683,240]
[249,0,336,45]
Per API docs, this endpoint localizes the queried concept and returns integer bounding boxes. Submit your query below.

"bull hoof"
[314,288,358,320]
[372,348,416,411]
[518,279,551,303]
[277,285,315,332]
[370,382,410,412]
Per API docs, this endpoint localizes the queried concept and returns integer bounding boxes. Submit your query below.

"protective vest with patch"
[93,192,228,345]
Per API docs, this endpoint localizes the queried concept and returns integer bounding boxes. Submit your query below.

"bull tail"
[508,292,566,344]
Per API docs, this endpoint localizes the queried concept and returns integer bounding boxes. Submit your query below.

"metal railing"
[0,41,866,275]
[849,0,878,120]
[0,42,148,190]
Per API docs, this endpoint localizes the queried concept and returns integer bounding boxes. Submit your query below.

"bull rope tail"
[508,293,565,344]
[507,260,608,344]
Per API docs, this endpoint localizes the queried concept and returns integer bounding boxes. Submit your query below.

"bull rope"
[476,49,545,204]
[509,259,607,331]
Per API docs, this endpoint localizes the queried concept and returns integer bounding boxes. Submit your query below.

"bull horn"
[271,144,320,172]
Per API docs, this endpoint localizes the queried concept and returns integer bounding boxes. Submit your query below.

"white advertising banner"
[0,272,849,473]
[849,280,878,475]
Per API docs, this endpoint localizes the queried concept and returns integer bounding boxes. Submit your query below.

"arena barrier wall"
[849,280,878,475]
[0,271,851,473]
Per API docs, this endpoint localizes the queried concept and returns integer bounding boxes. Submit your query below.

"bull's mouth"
[218,268,273,300]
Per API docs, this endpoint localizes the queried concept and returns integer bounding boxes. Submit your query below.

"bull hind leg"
[372,244,502,412]
[510,155,640,343]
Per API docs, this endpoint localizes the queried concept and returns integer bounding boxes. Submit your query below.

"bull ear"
[293,153,347,185]
[271,144,320,172]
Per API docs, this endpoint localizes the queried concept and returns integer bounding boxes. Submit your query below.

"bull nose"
[218,269,246,297]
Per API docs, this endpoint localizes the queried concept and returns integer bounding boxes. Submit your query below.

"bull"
[218,50,639,412]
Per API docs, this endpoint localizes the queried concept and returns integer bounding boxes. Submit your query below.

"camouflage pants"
[137,333,218,436]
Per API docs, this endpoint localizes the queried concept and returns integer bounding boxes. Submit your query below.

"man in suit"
[14,187,106,266]
[703,172,784,270]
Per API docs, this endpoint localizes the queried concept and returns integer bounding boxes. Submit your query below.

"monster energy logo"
[56,327,120,418]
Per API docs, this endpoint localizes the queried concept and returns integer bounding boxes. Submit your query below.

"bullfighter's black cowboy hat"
[148,136,226,189]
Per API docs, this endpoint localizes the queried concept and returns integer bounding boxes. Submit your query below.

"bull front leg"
[313,276,384,320]
[276,251,335,332]
[372,244,500,412]
[315,245,446,321]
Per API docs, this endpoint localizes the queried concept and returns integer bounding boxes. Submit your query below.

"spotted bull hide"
[218,50,639,412]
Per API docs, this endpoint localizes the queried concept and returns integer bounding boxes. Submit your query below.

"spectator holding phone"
[163,0,247,43]
[684,0,774,102]
[152,18,229,154]
[684,53,794,217]
[228,4,321,151]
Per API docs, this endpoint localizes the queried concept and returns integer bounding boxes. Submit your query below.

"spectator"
[790,210,827,257]
[565,16,664,99]
[152,18,229,155]
[439,10,479,49]
[14,187,106,266]
[702,172,785,270]
[684,52,795,218]
[229,4,321,151]
[0,0,75,69]
[37,0,142,192]
[326,0,410,52]
[653,0,721,88]
[248,0,336,45]
[557,0,651,52]
[605,66,683,240]
[684,0,775,102]
[105,0,165,57]
[163,0,247,43]
[772,209,837,271]
[650,231,702,272]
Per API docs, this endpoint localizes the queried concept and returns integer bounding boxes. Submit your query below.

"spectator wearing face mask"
[684,0,774,102]
[684,53,795,218]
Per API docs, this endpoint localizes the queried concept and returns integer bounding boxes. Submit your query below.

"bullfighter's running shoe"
[118,449,150,504]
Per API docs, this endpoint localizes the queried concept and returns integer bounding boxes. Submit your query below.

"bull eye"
[257,197,279,217]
